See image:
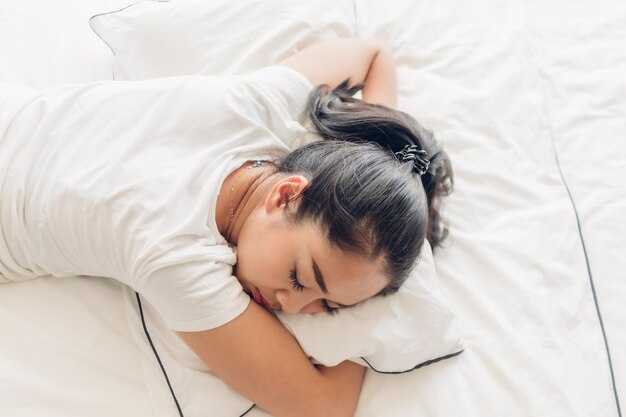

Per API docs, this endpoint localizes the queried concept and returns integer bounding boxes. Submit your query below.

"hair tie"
[394,144,430,175]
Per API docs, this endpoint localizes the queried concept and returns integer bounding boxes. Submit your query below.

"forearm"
[317,361,366,416]
[361,44,398,109]
[178,302,365,417]
[277,36,397,110]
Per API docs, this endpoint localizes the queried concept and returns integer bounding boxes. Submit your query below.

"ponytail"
[306,79,454,251]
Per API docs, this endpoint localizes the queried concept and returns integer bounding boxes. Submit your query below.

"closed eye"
[320,299,340,316]
[290,269,340,316]
[289,269,305,292]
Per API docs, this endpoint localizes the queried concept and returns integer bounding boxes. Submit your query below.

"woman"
[0,38,452,416]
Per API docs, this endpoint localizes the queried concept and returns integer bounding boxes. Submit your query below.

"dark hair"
[275,79,453,295]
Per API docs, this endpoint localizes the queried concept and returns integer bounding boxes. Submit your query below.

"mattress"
[1,0,624,416]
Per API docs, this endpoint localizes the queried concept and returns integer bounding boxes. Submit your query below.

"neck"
[217,162,273,244]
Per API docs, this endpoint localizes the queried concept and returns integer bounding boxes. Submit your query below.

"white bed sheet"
[527,1,626,399]
[1,0,624,416]
[353,0,625,415]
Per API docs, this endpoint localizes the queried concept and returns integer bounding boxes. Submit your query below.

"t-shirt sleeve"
[235,65,317,150]
[131,241,250,332]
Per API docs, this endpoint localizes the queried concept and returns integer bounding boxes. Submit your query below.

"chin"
[236,276,250,292]
[234,271,253,294]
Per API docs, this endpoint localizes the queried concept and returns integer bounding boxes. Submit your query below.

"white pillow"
[90,0,356,80]
[277,241,464,372]
[90,0,464,373]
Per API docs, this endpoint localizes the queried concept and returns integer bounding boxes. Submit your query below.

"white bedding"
[1,0,625,416]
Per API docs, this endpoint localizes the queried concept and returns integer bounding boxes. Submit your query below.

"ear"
[264,175,309,214]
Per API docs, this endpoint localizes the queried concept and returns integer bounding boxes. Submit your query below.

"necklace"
[229,160,263,222]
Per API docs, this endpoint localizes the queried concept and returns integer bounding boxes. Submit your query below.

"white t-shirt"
[0,66,316,331]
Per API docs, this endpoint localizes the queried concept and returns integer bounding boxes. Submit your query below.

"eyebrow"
[311,258,329,294]
[311,258,354,309]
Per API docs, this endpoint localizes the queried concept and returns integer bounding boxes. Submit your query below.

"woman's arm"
[360,45,398,108]
[178,301,365,417]
[277,37,398,108]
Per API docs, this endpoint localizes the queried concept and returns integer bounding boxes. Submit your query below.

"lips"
[253,289,271,309]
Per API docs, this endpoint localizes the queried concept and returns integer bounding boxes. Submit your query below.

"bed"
[1,1,624,416]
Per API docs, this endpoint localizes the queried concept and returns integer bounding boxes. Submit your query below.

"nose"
[275,290,324,315]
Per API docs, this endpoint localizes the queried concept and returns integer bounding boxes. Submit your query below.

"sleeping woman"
[0,38,453,417]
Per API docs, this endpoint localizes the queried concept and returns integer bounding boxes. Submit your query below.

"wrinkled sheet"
[353,1,626,416]
[1,0,625,416]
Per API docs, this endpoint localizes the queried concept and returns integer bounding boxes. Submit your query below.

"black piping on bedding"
[360,350,465,375]
[239,404,256,416]
[136,292,186,417]
[88,1,144,81]
[549,139,623,417]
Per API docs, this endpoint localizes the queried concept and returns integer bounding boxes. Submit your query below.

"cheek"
[237,234,287,287]
[236,232,287,289]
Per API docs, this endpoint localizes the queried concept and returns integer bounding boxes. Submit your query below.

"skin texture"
[178,37,398,417]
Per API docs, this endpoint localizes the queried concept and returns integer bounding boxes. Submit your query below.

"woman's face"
[234,176,388,315]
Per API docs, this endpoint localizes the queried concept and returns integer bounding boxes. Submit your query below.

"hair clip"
[394,144,430,175]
